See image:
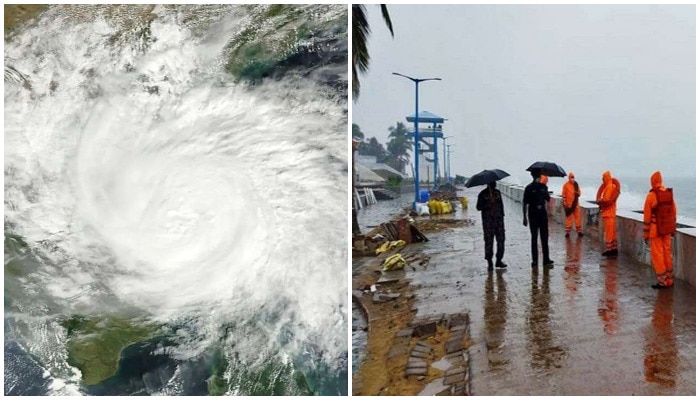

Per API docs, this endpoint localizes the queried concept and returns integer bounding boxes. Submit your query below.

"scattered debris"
[382,254,407,271]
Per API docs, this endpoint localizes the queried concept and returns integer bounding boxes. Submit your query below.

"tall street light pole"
[447,144,454,183]
[392,72,441,208]
[442,136,452,183]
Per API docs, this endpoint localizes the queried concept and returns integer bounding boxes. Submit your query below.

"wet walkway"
[403,187,695,395]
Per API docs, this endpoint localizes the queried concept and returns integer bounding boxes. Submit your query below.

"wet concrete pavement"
[403,187,695,395]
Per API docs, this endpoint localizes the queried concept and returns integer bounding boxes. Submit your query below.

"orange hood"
[602,171,611,185]
[650,170,665,190]
[568,172,575,181]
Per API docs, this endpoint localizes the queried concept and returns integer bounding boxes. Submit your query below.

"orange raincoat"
[597,171,619,252]
[561,172,582,234]
[643,171,676,287]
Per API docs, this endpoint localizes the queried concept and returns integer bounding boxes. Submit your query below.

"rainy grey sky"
[352,5,696,185]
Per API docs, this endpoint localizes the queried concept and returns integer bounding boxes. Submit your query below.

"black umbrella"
[526,161,566,177]
[465,169,510,188]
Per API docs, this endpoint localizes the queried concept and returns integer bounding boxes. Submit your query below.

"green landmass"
[4,5,47,38]
[60,315,161,385]
[220,357,312,396]
[224,4,345,82]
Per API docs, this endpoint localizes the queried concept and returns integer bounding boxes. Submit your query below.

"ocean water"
[503,175,695,221]
[556,176,695,220]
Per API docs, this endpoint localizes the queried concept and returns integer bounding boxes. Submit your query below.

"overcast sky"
[352,5,696,184]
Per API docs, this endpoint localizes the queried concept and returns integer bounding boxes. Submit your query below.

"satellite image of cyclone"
[4,4,347,395]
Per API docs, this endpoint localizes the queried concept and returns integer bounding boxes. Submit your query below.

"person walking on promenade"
[562,172,583,238]
[643,171,677,289]
[596,171,620,257]
[523,170,554,268]
[476,181,507,269]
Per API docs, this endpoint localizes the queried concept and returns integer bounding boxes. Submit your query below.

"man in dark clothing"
[523,170,554,268]
[476,181,507,269]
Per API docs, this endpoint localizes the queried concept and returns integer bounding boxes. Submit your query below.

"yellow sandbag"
[459,197,468,209]
[389,240,406,250]
[375,241,391,255]
[427,199,437,215]
[382,254,407,271]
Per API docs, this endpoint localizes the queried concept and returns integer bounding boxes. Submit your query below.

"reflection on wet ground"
[359,187,695,395]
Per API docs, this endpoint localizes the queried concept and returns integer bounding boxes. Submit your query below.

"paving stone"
[407,359,427,369]
[444,373,465,385]
[410,317,430,327]
[412,321,437,337]
[428,313,446,323]
[413,343,432,353]
[446,350,463,359]
[352,290,364,298]
[435,387,453,396]
[445,338,463,354]
[405,367,428,377]
[395,328,413,338]
[446,366,466,377]
[411,350,430,359]
[453,384,466,395]
[408,356,425,364]
[448,314,468,329]
[411,349,431,358]
[450,324,467,332]
[417,340,432,348]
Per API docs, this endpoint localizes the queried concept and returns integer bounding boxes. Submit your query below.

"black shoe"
[543,260,554,267]
[651,283,672,289]
[610,249,618,256]
[565,232,570,238]
[496,261,508,269]
[578,232,584,238]
[487,259,493,269]
[601,250,611,256]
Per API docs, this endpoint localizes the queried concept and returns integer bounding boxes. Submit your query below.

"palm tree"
[352,123,365,140]
[386,122,411,173]
[352,5,393,100]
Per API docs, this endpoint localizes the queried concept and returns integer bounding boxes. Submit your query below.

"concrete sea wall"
[497,182,696,287]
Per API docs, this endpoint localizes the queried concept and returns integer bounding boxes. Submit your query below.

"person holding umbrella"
[468,169,509,269]
[523,162,565,268]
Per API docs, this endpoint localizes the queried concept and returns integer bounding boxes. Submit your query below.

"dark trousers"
[484,229,505,262]
[529,213,549,265]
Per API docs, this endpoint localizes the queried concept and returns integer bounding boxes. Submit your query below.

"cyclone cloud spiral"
[5,5,347,395]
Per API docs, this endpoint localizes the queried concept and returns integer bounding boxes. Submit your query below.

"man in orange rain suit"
[643,171,677,289]
[596,171,620,257]
[561,172,583,238]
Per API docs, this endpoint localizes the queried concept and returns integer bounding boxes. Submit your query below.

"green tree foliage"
[386,122,411,173]
[351,123,365,140]
[358,137,388,160]
[352,5,393,100]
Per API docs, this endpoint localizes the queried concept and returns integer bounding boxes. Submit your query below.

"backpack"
[653,188,676,236]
